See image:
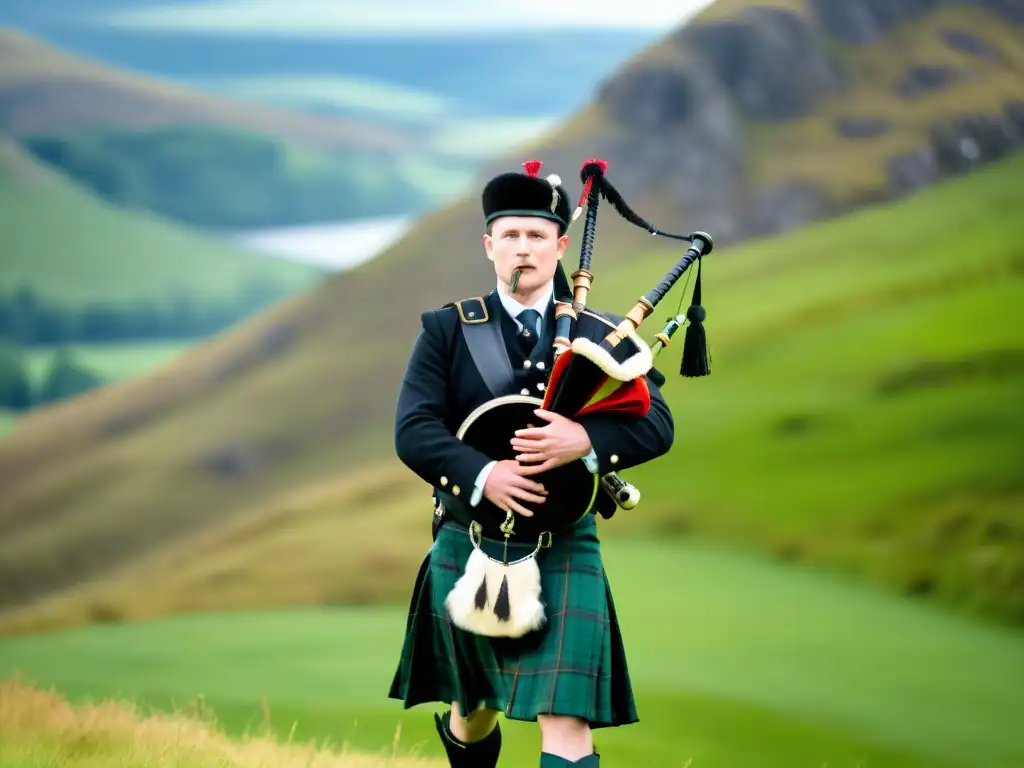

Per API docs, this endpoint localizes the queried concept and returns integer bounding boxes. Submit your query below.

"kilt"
[388,512,638,728]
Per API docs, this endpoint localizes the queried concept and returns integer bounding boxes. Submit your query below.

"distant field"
[198,74,455,125]
[0,27,405,150]
[22,341,193,384]
[0,341,195,441]
[16,124,478,230]
[0,170,324,308]
[2,541,1023,768]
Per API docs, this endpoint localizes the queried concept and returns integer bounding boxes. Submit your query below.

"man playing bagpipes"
[388,157,712,767]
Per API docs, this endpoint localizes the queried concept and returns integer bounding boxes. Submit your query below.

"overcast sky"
[96,0,717,35]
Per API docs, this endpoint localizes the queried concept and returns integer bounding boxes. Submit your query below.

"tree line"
[21,126,439,230]
[0,281,296,414]
[0,344,103,412]
[0,281,291,346]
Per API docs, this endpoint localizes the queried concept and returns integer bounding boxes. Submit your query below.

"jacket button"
[452,485,461,496]
[537,382,545,391]
[523,360,532,368]
[610,455,619,465]
[521,388,530,395]
[440,476,448,486]
[537,361,545,370]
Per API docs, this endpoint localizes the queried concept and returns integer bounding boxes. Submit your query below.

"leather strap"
[452,297,515,398]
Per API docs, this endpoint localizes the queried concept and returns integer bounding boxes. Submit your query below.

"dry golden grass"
[0,461,432,636]
[0,678,443,767]
[0,28,409,151]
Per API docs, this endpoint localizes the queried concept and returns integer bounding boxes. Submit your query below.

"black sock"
[434,710,501,768]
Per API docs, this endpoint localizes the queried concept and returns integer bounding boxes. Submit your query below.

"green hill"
[0,29,473,229]
[0,147,324,309]
[0,27,402,150]
[1,150,1021,637]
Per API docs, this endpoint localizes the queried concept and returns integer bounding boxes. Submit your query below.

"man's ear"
[483,233,494,261]
[557,234,569,259]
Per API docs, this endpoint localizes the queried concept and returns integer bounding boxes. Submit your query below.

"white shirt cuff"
[471,460,497,506]
[582,449,598,473]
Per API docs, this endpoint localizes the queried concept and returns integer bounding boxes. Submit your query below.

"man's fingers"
[509,475,548,499]
[518,458,558,475]
[513,426,548,440]
[509,487,546,504]
[511,441,545,454]
[509,472,548,493]
[532,408,564,423]
[505,498,533,517]
[511,437,548,452]
[515,451,548,463]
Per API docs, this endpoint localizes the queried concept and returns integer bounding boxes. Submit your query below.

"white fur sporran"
[445,522,550,638]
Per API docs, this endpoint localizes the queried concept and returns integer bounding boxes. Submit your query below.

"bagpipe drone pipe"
[456,158,714,544]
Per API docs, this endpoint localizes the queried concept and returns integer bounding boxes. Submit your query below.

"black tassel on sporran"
[493,574,511,622]
[474,576,488,610]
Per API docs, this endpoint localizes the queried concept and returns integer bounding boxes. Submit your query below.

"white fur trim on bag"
[569,326,653,382]
[445,548,546,638]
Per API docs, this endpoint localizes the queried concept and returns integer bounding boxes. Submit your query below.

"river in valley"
[230,216,414,272]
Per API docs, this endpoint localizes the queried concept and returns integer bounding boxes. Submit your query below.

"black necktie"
[517,309,541,353]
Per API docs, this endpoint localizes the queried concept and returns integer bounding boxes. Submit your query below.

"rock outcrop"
[810,0,941,45]
[577,0,1024,244]
[889,100,1024,195]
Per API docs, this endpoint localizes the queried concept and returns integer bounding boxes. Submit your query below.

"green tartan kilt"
[388,512,638,728]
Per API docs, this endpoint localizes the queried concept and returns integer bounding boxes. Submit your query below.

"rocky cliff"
[520,0,1024,244]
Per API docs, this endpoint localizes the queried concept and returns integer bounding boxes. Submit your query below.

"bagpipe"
[454,158,714,547]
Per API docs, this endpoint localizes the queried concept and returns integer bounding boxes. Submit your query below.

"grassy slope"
[0,28,405,151]
[0,160,325,307]
[1,152,1021,635]
[2,541,1023,768]
[20,342,194,384]
[0,341,193,439]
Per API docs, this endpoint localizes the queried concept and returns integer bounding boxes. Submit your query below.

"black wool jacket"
[394,288,675,510]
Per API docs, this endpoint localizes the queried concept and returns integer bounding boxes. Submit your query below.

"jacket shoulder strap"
[445,296,515,398]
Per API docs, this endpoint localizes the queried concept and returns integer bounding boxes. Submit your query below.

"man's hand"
[511,409,593,475]
[483,459,548,517]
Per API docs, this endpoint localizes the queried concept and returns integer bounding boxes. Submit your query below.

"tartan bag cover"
[388,513,638,728]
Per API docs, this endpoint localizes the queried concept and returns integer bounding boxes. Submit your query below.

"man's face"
[483,216,569,296]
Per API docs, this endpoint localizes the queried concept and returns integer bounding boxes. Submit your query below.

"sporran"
[444,519,552,639]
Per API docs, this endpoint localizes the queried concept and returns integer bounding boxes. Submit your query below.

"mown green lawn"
[3,540,1022,768]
